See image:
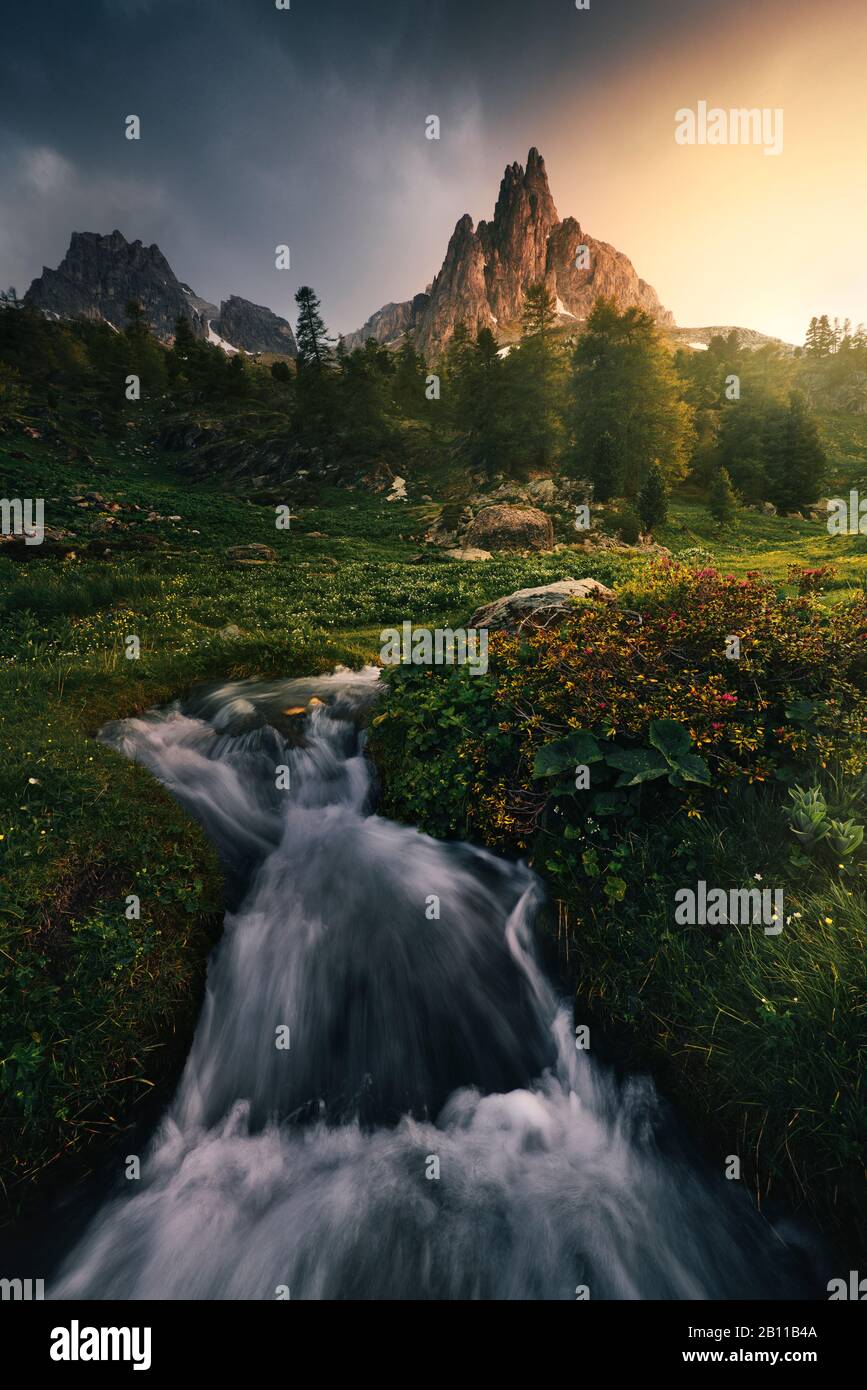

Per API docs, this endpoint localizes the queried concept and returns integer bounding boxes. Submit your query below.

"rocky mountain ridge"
[345,148,673,359]
[24,230,297,356]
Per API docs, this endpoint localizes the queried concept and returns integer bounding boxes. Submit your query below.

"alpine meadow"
[0,0,865,1353]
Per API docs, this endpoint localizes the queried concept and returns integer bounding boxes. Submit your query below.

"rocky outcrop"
[24,230,295,354]
[445,546,492,562]
[25,231,217,341]
[348,149,673,360]
[465,504,554,553]
[214,296,297,356]
[546,218,669,328]
[469,578,616,632]
[416,215,492,355]
[476,148,559,327]
[343,293,430,352]
[667,325,794,353]
[225,544,277,566]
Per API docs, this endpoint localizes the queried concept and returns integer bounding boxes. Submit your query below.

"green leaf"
[785,698,815,723]
[603,875,627,902]
[670,754,711,786]
[590,790,625,816]
[648,719,693,760]
[582,848,600,878]
[533,731,603,778]
[605,746,668,785]
[648,719,711,786]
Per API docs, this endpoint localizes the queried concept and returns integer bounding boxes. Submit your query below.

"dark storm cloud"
[0,0,806,334]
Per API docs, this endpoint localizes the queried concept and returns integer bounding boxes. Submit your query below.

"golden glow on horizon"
[536,2,867,343]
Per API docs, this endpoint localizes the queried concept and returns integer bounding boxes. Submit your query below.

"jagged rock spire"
[346,148,673,359]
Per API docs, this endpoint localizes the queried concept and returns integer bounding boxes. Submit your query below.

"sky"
[1,0,865,345]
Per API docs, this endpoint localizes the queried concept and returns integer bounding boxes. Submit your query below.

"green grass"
[0,425,627,1216]
[1,412,865,1258]
[548,785,865,1254]
[659,497,867,592]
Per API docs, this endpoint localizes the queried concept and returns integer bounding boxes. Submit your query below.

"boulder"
[226,543,277,566]
[760,502,777,516]
[526,478,556,504]
[468,578,616,632]
[465,504,554,553]
[444,547,492,561]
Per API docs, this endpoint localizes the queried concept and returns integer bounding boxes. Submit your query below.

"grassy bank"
[370,565,867,1259]
[0,426,628,1218]
[1,419,865,1261]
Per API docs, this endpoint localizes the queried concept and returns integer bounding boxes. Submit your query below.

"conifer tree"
[294,286,335,368]
[588,430,620,502]
[708,466,737,524]
[638,460,668,535]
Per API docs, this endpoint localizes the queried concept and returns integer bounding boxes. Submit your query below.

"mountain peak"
[215,296,297,355]
[346,149,672,358]
[24,231,296,355]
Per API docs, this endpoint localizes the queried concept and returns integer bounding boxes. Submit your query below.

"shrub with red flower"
[372,561,867,853]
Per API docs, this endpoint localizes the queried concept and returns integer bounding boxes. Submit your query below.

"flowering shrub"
[786,563,838,594]
[371,561,867,1254]
[373,562,867,858]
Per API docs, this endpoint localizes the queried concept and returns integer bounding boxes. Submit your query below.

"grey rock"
[465,503,554,552]
[25,229,295,355]
[25,230,216,341]
[444,546,493,561]
[225,543,277,565]
[469,578,616,631]
[214,295,297,356]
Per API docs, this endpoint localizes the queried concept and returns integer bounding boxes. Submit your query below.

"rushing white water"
[53,669,816,1300]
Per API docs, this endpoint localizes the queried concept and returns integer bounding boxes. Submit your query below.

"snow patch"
[556,297,577,320]
[687,341,709,351]
[497,345,513,358]
[207,321,240,355]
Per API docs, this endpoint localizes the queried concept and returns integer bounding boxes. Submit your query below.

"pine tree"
[225,351,250,398]
[172,314,197,357]
[122,298,165,393]
[638,460,668,535]
[708,467,737,524]
[466,327,513,476]
[588,430,620,502]
[568,298,693,496]
[521,282,557,338]
[765,390,826,511]
[509,283,566,472]
[804,317,820,356]
[817,314,833,357]
[294,286,335,368]
[124,299,148,343]
[393,334,428,415]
